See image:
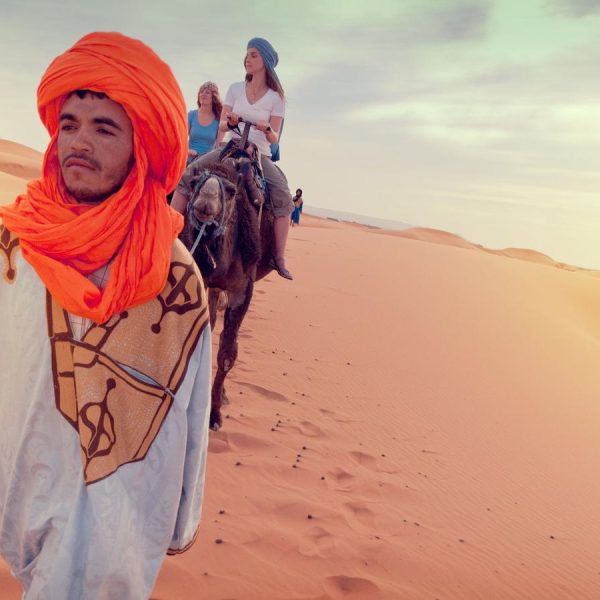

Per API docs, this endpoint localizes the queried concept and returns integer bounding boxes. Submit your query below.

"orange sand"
[2,140,600,599]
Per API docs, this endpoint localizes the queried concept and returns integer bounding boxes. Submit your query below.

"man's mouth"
[65,157,96,170]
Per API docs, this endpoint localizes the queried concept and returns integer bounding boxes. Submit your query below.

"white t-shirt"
[224,81,285,156]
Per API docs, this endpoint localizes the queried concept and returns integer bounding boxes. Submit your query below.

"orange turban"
[0,32,187,323]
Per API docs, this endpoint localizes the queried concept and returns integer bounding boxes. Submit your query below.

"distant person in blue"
[187,81,222,165]
[290,188,303,226]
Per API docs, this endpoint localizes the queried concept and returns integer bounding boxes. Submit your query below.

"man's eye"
[98,128,114,135]
[61,124,76,131]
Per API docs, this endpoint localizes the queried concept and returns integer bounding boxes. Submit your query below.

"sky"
[1,0,600,268]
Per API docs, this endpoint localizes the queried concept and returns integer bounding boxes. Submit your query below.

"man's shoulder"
[171,238,195,265]
[1,220,16,236]
[151,239,208,325]
[170,239,206,288]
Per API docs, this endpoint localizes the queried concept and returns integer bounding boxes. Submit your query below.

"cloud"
[1,0,599,267]
[544,0,600,17]
[421,1,492,42]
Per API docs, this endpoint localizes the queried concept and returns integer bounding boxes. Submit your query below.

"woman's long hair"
[245,71,285,99]
[197,81,223,120]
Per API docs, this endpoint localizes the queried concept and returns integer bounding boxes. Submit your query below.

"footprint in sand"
[226,431,271,452]
[208,430,271,454]
[319,408,336,417]
[323,575,382,599]
[208,436,229,454]
[342,501,380,533]
[287,420,324,438]
[247,313,268,322]
[327,467,356,491]
[349,451,398,475]
[318,408,359,424]
[237,381,289,403]
[298,525,336,558]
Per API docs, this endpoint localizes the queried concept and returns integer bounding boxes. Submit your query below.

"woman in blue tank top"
[187,81,222,165]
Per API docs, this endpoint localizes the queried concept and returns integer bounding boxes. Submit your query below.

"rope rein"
[186,124,271,257]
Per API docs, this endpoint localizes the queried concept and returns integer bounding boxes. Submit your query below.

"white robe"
[0,227,212,599]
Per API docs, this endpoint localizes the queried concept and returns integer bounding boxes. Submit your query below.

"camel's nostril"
[194,204,218,219]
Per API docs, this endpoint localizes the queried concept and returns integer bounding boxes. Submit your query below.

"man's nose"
[69,128,93,152]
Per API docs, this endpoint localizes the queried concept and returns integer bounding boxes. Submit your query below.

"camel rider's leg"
[274,213,291,263]
[261,156,294,280]
[172,148,223,215]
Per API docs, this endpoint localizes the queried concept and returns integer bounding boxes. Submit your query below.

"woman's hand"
[188,149,198,158]
[261,116,281,142]
[257,121,277,143]
[226,112,240,126]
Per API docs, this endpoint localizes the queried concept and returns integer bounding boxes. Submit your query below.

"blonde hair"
[197,81,223,120]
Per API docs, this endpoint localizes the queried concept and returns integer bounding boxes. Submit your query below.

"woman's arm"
[218,104,239,135]
[215,124,224,146]
[257,115,282,144]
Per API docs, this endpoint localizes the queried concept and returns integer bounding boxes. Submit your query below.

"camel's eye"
[224,181,236,195]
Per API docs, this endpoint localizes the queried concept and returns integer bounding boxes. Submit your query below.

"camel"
[180,159,275,430]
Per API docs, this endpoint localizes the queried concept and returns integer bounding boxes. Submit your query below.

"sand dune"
[384,225,594,273]
[0,140,43,201]
[391,226,482,250]
[0,139,42,180]
[2,142,600,598]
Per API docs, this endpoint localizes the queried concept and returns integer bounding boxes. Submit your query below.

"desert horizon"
[2,139,600,599]
[3,2,600,273]
[2,138,596,275]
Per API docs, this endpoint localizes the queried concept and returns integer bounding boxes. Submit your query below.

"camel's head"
[190,174,235,222]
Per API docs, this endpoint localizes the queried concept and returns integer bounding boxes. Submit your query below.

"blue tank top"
[187,110,219,156]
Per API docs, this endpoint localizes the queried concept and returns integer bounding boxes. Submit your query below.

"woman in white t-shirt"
[172,38,295,280]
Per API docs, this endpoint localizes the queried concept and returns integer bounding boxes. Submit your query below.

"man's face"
[57,93,134,203]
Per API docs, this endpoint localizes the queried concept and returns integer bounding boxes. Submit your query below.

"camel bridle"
[187,170,229,255]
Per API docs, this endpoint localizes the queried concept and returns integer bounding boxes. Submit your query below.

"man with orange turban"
[0,32,212,598]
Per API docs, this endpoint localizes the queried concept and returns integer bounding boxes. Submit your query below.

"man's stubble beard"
[63,157,134,204]
[66,180,124,204]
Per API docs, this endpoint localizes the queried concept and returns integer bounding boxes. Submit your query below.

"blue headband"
[247,37,279,71]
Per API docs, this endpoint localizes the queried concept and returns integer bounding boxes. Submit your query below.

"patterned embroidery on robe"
[0,224,19,283]
[47,241,209,484]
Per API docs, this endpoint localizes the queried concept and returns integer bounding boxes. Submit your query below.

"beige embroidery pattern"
[48,242,209,484]
[0,224,19,283]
